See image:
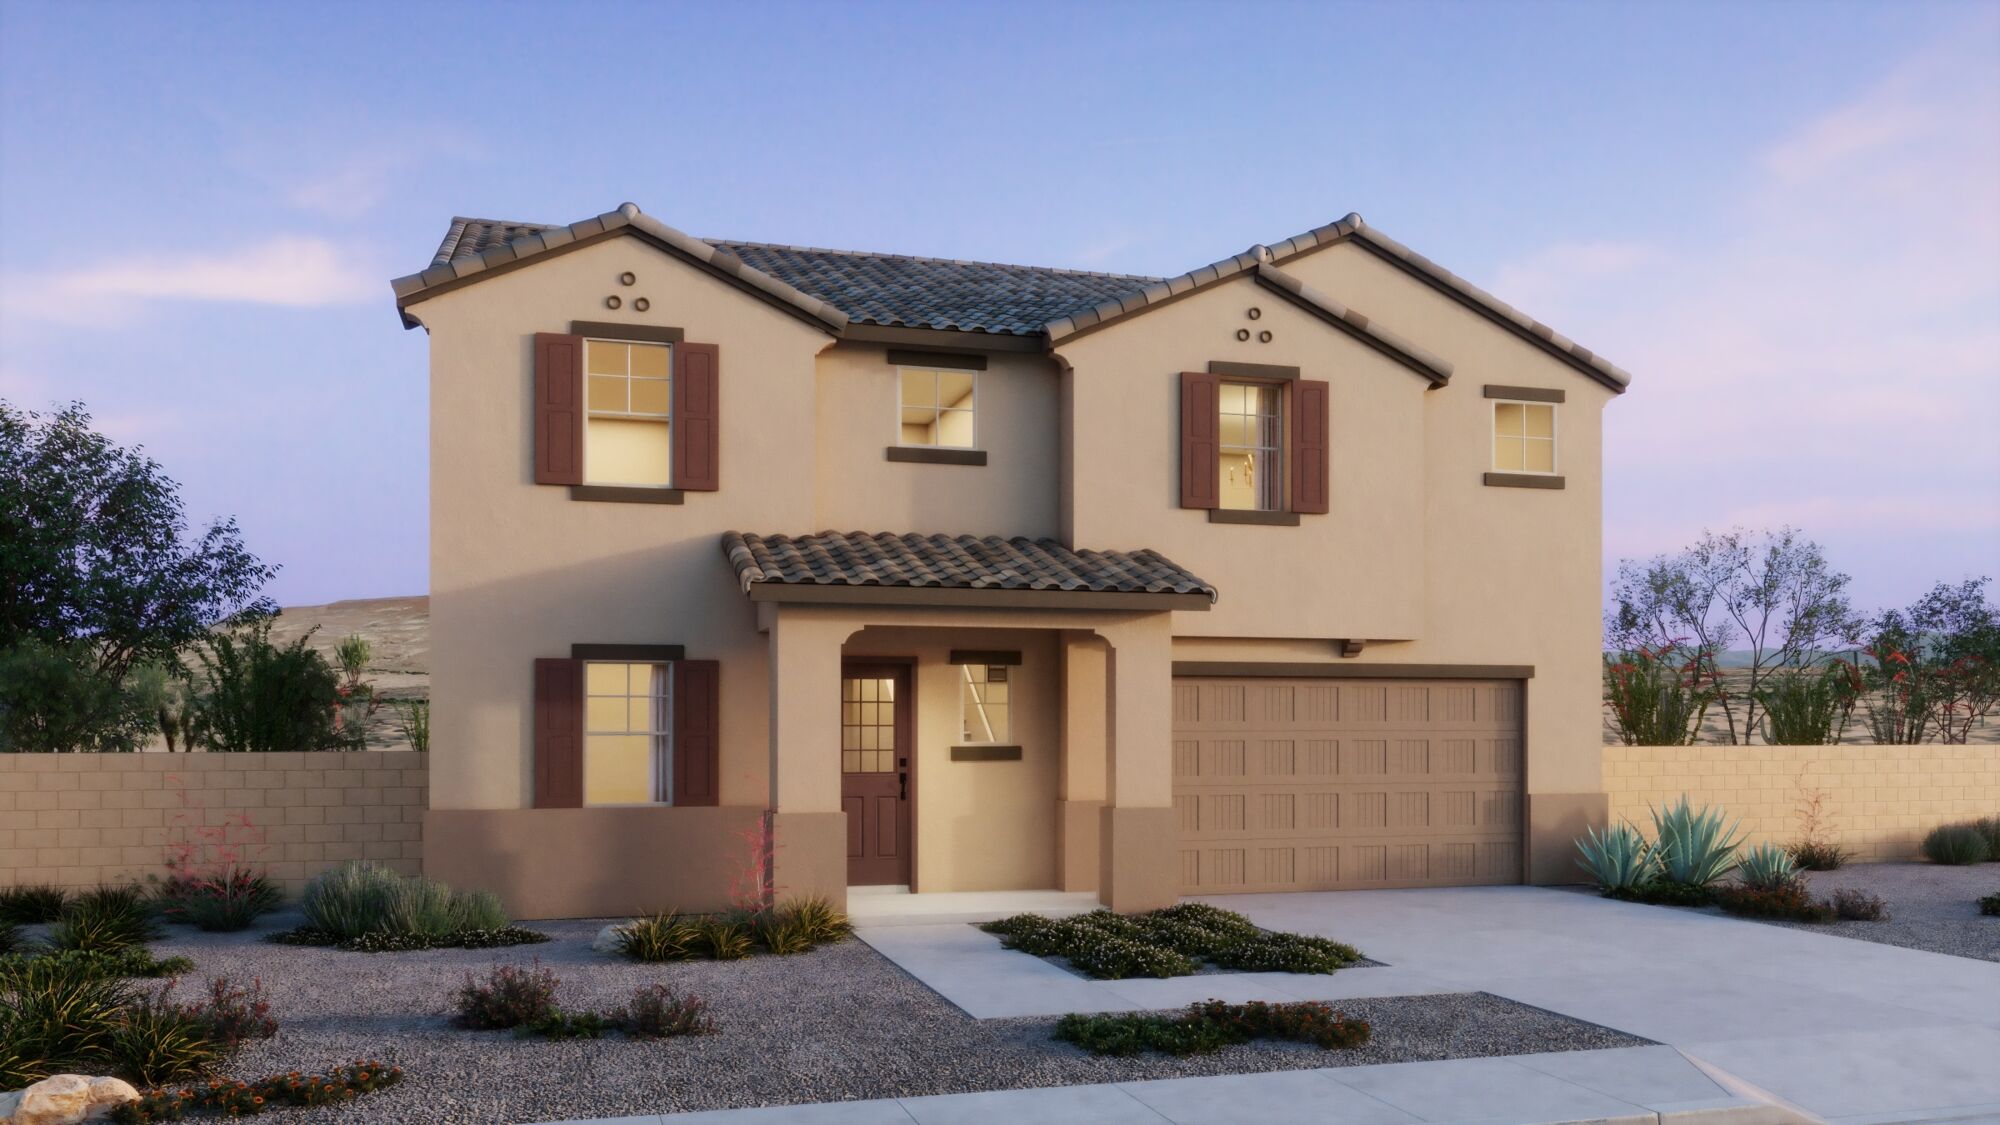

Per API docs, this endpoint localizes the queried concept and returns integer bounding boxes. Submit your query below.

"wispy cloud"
[2,236,380,326]
[1482,17,2000,596]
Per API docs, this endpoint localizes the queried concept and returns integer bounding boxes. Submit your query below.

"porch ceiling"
[721,531,1216,611]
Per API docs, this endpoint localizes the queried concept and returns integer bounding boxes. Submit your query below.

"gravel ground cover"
[1754,862,2000,961]
[141,912,1646,1124]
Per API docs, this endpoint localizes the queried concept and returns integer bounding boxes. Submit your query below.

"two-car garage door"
[1172,676,1524,893]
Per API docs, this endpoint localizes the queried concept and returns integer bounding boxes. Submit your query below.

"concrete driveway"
[1212,886,2000,1124]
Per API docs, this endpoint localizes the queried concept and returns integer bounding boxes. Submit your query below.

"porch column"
[1057,631,1108,892]
[766,610,849,908]
[1095,614,1177,912]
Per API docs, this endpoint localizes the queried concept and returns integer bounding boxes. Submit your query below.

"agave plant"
[1575,823,1658,892]
[1735,843,1799,892]
[1650,797,1743,887]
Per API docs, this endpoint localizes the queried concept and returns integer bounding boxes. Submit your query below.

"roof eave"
[1252,264,1452,386]
[742,582,1213,612]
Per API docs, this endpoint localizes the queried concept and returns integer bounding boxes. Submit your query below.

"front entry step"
[846,889,1099,927]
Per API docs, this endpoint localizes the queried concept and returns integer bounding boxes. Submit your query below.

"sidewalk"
[534,1045,1789,1124]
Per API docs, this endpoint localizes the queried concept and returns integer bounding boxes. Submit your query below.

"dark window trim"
[572,644,686,662]
[949,650,1022,666]
[1208,509,1301,526]
[889,349,987,371]
[570,321,685,345]
[1483,472,1566,490]
[1172,661,1535,680]
[569,485,687,504]
[950,745,1023,761]
[1483,384,1565,403]
[886,446,987,466]
[748,584,1212,612]
[1208,360,1299,382]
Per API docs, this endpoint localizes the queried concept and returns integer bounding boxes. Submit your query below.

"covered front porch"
[723,530,1217,915]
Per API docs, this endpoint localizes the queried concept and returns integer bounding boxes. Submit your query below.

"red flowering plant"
[1603,643,1716,746]
[154,776,282,931]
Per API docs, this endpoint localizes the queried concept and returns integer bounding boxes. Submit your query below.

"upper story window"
[1218,381,1283,511]
[1492,400,1557,475]
[585,339,673,486]
[899,367,976,449]
[583,661,673,805]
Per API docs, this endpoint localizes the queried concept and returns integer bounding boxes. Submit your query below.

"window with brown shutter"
[673,660,720,806]
[532,658,584,808]
[533,334,584,485]
[1179,371,1221,509]
[1289,379,1330,514]
[673,343,719,491]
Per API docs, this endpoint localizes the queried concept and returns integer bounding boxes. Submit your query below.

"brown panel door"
[841,663,913,886]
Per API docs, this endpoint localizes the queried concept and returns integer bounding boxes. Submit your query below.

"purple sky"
[1,1,1994,618]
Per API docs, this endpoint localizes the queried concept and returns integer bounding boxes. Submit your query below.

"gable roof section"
[722,530,1215,610]
[393,204,1627,391]
[391,204,851,332]
[1263,214,1630,393]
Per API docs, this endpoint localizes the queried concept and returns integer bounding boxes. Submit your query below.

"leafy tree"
[1862,578,2000,744]
[0,401,275,750]
[1607,527,1860,744]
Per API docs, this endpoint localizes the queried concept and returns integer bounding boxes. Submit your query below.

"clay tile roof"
[721,531,1216,600]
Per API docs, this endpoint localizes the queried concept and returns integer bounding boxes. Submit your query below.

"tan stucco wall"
[0,752,427,893]
[1605,743,2000,862]
[814,343,1059,538]
[413,237,831,812]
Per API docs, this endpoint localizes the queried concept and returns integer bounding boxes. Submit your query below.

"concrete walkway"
[537,1045,1785,1124]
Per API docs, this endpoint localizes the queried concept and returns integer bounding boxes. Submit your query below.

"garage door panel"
[1175,676,1524,894]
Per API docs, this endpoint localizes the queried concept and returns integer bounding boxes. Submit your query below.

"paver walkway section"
[539,1045,1784,1124]
[1215,886,2000,1124]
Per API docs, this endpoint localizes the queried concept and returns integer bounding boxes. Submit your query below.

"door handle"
[899,772,908,801]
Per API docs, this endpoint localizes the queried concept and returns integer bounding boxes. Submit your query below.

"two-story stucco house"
[390,203,1627,919]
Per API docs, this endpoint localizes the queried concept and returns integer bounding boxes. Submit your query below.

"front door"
[841,663,913,886]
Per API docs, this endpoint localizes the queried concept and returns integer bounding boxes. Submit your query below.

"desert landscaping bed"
[135,914,1645,1124]
[1741,863,2000,961]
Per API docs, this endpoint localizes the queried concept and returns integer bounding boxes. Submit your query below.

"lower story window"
[960,663,1011,744]
[584,661,672,804]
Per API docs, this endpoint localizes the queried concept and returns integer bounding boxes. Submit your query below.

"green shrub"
[615,983,714,1038]
[1979,891,1999,916]
[522,1009,617,1040]
[1651,797,1743,888]
[780,896,851,945]
[393,698,430,753]
[189,620,343,753]
[300,860,510,940]
[1920,824,1991,865]
[0,638,165,753]
[1,951,134,1071]
[51,886,162,952]
[1736,844,1800,892]
[1210,933,1363,974]
[157,867,283,932]
[0,883,71,924]
[1786,839,1850,871]
[1715,883,1834,922]
[1755,665,1853,745]
[452,961,560,1030]
[0,947,193,982]
[1830,889,1888,921]
[1576,823,1658,893]
[687,916,753,961]
[1055,1000,1370,1057]
[618,911,700,962]
[1603,647,1713,746]
[266,923,546,953]
[749,909,817,955]
[981,905,1361,980]
[0,919,20,955]
[1971,816,2000,861]
[1604,881,1717,907]
[108,994,228,1085]
[1066,936,1198,980]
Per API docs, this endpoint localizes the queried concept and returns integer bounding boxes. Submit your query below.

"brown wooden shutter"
[533,333,584,485]
[673,660,720,806]
[1179,370,1220,509]
[674,343,719,491]
[1289,379,1331,514]
[532,658,583,808]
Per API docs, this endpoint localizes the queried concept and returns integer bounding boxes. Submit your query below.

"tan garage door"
[1173,676,1523,893]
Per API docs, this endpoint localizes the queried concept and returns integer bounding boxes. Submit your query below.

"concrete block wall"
[0,752,427,892]
[1603,744,1999,861]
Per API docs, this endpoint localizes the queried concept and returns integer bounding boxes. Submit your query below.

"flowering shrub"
[452,961,560,1030]
[1603,646,1714,746]
[1055,1000,1370,1056]
[1714,883,1834,922]
[178,976,277,1049]
[981,906,1363,980]
[615,984,714,1039]
[110,1061,404,1121]
[269,925,550,953]
[1830,889,1888,921]
[1978,891,2000,917]
[155,786,281,933]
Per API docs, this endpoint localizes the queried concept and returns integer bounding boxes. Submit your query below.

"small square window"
[960,664,1011,744]
[898,367,977,449]
[1493,401,1557,474]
